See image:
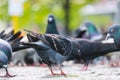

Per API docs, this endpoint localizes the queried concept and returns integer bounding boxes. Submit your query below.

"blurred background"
[1,0,120,34]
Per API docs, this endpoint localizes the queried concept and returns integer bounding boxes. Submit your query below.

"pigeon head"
[48,14,55,23]
[106,24,120,47]
[85,22,99,35]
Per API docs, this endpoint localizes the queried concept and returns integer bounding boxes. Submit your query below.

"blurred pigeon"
[0,38,13,77]
[26,14,59,43]
[0,29,25,77]
[85,22,102,40]
[45,14,59,34]
[72,28,86,38]
[80,22,103,40]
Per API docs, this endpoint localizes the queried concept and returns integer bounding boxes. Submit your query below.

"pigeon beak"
[106,34,111,40]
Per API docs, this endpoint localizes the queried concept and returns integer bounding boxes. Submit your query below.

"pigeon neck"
[46,23,59,34]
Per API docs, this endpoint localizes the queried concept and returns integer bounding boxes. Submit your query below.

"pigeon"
[77,22,103,40]
[22,41,67,76]
[106,24,120,66]
[106,24,120,48]
[0,38,13,77]
[24,30,120,71]
[0,29,25,77]
[45,14,59,34]
[84,22,102,40]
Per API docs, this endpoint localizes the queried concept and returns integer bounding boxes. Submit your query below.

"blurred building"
[81,0,120,24]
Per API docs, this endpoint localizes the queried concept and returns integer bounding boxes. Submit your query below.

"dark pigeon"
[25,14,59,43]
[24,30,120,71]
[22,41,67,76]
[45,14,59,34]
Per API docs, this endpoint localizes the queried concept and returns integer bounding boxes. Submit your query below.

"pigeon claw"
[0,74,16,78]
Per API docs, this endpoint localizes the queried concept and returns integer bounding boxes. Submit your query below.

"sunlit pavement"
[0,64,120,80]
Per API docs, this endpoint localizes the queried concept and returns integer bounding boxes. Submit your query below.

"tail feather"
[24,29,39,37]
[0,30,5,38]
[8,31,21,42]
[2,30,14,41]
[10,36,23,51]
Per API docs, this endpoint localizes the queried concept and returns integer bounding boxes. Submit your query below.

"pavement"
[0,63,120,80]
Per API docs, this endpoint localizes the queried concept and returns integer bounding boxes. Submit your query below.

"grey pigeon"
[22,41,67,76]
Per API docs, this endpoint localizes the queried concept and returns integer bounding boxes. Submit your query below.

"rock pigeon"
[22,41,67,76]
[0,38,13,77]
[0,29,24,77]
[85,22,102,40]
[78,22,103,40]
[45,14,59,34]
[24,30,120,71]
[106,24,120,66]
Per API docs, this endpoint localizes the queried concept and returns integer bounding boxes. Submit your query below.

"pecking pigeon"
[16,14,60,66]
[24,30,120,71]
[22,41,67,76]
